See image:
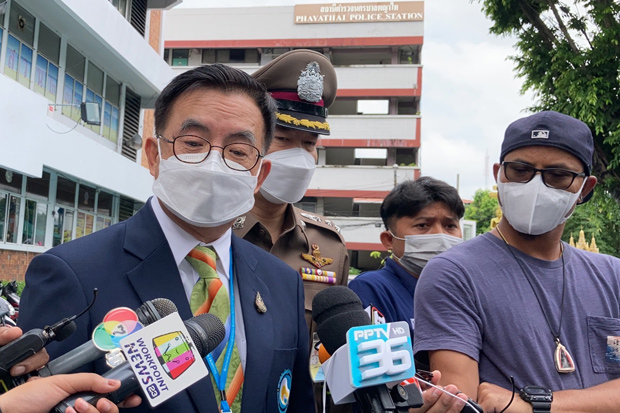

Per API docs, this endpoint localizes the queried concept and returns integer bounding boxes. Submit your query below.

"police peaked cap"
[252,49,337,135]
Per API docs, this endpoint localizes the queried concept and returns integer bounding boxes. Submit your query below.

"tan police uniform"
[233,205,349,343]
[250,49,352,413]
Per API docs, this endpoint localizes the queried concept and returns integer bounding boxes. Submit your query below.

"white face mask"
[152,143,260,228]
[391,232,463,275]
[259,148,316,204]
[497,171,584,236]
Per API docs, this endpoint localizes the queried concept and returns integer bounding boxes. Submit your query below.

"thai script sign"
[294,2,424,24]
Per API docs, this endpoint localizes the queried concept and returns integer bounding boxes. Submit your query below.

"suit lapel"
[233,236,275,413]
[123,200,216,413]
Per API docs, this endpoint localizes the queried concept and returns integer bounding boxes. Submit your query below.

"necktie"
[186,246,244,412]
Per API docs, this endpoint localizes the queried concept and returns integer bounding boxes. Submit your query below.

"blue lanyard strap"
[205,246,235,412]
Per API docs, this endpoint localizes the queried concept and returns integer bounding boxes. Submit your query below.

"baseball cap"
[500,111,594,174]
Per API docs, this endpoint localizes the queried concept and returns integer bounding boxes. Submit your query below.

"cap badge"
[297,62,324,103]
[531,130,549,139]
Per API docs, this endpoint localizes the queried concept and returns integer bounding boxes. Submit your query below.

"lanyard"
[205,246,235,413]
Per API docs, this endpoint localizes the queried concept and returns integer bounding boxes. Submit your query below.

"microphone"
[312,286,422,412]
[53,313,226,412]
[0,288,105,377]
[38,298,178,377]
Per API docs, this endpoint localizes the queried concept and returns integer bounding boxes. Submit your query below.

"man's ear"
[578,176,598,204]
[145,137,160,178]
[380,230,393,252]
[254,159,271,194]
[493,163,501,183]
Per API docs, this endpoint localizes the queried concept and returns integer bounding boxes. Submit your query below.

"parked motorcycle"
[1,281,20,321]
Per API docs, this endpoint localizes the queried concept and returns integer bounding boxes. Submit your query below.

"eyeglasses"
[502,161,586,190]
[157,134,262,172]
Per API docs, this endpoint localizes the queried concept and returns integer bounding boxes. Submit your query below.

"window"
[63,45,85,121]
[22,199,46,246]
[53,177,76,247]
[21,172,50,246]
[96,191,114,231]
[78,184,96,213]
[34,24,60,101]
[110,0,128,18]
[4,35,21,80]
[229,49,245,63]
[7,2,34,87]
[172,49,189,66]
[86,62,104,132]
[53,206,74,246]
[103,76,120,143]
[0,168,23,193]
[4,195,20,244]
[8,2,34,45]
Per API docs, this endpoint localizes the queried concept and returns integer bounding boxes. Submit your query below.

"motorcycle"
[1,281,20,321]
[0,294,16,327]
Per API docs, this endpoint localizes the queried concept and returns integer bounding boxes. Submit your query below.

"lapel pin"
[255,291,267,313]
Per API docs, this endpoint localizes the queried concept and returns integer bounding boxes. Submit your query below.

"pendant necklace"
[495,226,576,374]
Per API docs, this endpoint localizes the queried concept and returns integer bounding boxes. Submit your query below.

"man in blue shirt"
[349,177,464,341]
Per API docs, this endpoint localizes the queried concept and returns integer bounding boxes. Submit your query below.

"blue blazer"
[19,201,314,413]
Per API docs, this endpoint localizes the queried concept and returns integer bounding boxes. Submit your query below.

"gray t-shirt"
[413,232,620,391]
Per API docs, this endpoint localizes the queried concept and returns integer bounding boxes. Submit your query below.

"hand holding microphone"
[312,286,480,413]
[53,312,226,412]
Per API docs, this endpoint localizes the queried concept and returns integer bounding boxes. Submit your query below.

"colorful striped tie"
[186,246,244,412]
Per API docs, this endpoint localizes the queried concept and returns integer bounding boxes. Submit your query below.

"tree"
[477,0,620,198]
[464,189,499,235]
[562,183,620,257]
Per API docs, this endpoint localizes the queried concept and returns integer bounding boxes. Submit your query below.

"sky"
[174,0,534,200]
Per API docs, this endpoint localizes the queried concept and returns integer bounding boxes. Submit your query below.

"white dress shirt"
[150,197,247,369]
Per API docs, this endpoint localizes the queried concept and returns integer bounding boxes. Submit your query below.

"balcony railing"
[325,115,419,146]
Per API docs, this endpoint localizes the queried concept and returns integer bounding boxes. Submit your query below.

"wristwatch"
[519,385,553,412]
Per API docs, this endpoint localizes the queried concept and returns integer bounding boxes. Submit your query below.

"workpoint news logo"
[120,313,209,407]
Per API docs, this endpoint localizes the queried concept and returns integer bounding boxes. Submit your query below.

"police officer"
[233,49,349,412]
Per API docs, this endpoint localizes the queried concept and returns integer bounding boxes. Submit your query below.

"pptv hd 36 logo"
[346,321,416,388]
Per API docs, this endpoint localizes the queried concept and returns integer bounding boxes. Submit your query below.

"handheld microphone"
[0,288,104,377]
[53,313,226,412]
[312,286,422,412]
[38,298,178,377]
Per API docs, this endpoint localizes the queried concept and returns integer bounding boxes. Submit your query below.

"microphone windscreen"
[312,286,370,354]
[135,298,178,325]
[55,321,77,342]
[185,313,226,357]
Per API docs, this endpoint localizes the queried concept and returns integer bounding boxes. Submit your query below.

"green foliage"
[16,281,25,297]
[369,251,383,260]
[477,0,620,197]
[349,267,362,275]
[464,189,499,235]
[562,184,620,257]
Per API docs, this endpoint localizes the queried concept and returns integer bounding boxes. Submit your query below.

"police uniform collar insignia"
[297,62,324,103]
[300,212,322,223]
[233,216,245,230]
[301,243,334,268]
[255,291,267,313]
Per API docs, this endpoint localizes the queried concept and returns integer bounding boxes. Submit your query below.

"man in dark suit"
[19,64,314,413]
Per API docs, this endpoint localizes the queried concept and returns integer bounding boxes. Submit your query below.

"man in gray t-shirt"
[414,111,620,412]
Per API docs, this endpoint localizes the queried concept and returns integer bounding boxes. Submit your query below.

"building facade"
[163,2,429,270]
[0,0,178,279]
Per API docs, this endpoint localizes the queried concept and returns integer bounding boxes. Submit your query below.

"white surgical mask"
[152,143,259,227]
[391,232,463,275]
[259,148,316,204]
[497,171,584,235]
